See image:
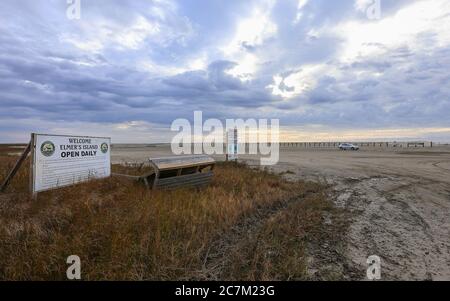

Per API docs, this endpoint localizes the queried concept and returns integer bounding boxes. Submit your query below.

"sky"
[0,0,449,143]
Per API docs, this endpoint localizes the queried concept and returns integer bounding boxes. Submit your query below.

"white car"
[339,143,360,151]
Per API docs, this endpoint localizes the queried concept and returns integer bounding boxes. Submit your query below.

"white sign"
[227,129,238,161]
[32,134,111,193]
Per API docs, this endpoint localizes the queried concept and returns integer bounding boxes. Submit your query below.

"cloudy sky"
[1,0,449,142]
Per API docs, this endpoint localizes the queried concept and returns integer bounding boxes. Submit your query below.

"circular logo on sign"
[100,142,109,154]
[40,141,55,157]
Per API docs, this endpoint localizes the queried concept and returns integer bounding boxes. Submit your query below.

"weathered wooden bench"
[114,155,215,190]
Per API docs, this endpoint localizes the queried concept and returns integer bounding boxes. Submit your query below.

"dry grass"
[216,193,333,280]
[0,154,340,280]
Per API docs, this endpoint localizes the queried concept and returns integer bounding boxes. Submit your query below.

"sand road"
[112,145,450,280]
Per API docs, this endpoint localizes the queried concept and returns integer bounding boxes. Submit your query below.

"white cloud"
[138,60,187,77]
[60,37,104,53]
[187,53,208,71]
[223,9,277,56]
[61,1,193,53]
[61,17,160,52]
[139,52,208,77]
[222,2,277,81]
[336,0,450,62]
[267,64,336,98]
[294,0,309,24]
[354,0,374,13]
[114,16,161,50]
[225,53,259,82]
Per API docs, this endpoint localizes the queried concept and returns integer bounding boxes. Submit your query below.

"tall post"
[30,133,37,200]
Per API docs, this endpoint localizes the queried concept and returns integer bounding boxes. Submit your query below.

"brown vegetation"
[0,153,342,280]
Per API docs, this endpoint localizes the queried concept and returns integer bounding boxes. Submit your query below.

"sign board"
[31,134,111,193]
[227,129,238,161]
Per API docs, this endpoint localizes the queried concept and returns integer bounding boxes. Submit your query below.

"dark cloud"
[0,0,449,142]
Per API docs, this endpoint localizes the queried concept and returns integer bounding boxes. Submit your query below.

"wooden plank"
[158,178,212,188]
[158,178,213,188]
[157,177,213,189]
[148,160,160,190]
[30,133,36,199]
[139,155,217,190]
[157,172,213,185]
[111,173,142,180]
[150,155,215,171]
[1,138,32,193]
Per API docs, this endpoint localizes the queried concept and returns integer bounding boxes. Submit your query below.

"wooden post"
[0,138,32,193]
[30,133,37,200]
[148,160,159,190]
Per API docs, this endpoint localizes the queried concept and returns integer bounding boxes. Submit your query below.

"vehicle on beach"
[339,143,360,151]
